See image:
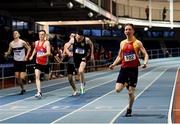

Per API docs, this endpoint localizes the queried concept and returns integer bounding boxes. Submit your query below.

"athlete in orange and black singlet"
[109,23,149,117]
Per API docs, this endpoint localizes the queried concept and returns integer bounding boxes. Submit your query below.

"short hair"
[124,23,135,30]
[76,30,83,36]
[13,30,20,33]
[39,30,46,34]
[13,30,21,36]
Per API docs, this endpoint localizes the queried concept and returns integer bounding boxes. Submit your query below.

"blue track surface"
[0,57,180,123]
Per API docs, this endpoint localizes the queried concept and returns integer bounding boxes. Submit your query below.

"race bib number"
[124,53,136,62]
[37,51,45,55]
[75,48,85,54]
[14,50,21,56]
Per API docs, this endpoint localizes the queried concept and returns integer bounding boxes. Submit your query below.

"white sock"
[80,84,84,89]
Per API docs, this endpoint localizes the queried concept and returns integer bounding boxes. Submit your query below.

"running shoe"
[72,91,79,96]
[19,89,26,95]
[80,87,85,94]
[125,108,132,117]
[35,92,42,99]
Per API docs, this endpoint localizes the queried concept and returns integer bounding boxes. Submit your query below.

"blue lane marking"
[114,67,177,123]
[1,66,155,123]
[2,80,115,123]
[0,71,117,106]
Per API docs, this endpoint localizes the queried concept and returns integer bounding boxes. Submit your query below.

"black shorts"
[67,63,76,74]
[74,57,86,69]
[13,61,26,72]
[35,63,50,74]
[74,57,82,69]
[116,67,138,87]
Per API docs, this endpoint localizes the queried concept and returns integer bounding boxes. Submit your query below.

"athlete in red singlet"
[109,23,149,117]
[29,30,51,99]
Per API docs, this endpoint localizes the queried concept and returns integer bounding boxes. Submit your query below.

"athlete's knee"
[115,83,123,93]
[115,88,121,93]
[128,88,135,96]
[128,91,134,96]
[35,75,40,80]
[68,74,73,81]
[79,70,84,75]
[115,87,123,93]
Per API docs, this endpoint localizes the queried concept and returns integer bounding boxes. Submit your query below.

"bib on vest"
[121,37,141,66]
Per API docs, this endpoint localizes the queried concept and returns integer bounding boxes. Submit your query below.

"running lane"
[0,57,180,123]
[112,66,178,123]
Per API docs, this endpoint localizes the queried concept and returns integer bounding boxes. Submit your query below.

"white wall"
[116,0,180,21]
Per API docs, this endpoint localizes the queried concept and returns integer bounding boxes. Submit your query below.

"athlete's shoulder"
[20,39,27,44]
[9,40,14,45]
[85,37,92,44]
[135,39,141,43]
[69,38,75,44]
[121,39,126,43]
[120,39,126,45]
[134,39,143,47]
[45,40,50,43]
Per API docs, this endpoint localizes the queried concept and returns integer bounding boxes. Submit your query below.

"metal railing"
[0,59,112,89]
[0,47,180,89]
[146,48,180,59]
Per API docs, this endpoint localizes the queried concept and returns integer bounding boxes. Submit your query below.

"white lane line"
[50,66,163,124]
[0,65,169,122]
[109,67,169,124]
[0,73,117,122]
[0,71,109,97]
[168,66,180,124]
[50,88,115,124]
[0,71,113,108]
[0,97,65,122]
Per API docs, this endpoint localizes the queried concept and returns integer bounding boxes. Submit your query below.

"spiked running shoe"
[35,92,42,99]
[19,89,26,95]
[125,108,132,117]
[80,87,85,94]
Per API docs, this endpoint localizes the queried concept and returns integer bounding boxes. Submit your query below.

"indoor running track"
[0,57,180,124]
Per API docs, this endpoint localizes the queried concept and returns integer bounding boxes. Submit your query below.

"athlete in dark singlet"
[63,33,78,96]
[65,31,94,94]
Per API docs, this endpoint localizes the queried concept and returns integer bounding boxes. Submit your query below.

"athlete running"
[4,30,31,95]
[109,23,149,117]
[63,33,78,96]
[65,31,94,94]
[29,30,51,98]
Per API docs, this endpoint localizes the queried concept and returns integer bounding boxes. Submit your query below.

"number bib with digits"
[75,48,85,54]
[37,51,45,55]
[124,52,136,62]
[14,50,21,56]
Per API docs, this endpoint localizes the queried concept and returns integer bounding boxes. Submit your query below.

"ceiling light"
[144,27,148,31]
[67,2,73,9]
[118,25,122,29]
[88,12,93,18]
[50,1,53,7]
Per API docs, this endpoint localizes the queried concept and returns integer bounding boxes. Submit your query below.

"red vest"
[121,41,139,68]
[35,41,48,65]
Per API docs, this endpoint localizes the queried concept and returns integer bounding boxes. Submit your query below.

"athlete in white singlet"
[5,30,31,95]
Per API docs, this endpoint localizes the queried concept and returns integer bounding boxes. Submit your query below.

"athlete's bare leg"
[79,61,86,85]
[35,69,41,93]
